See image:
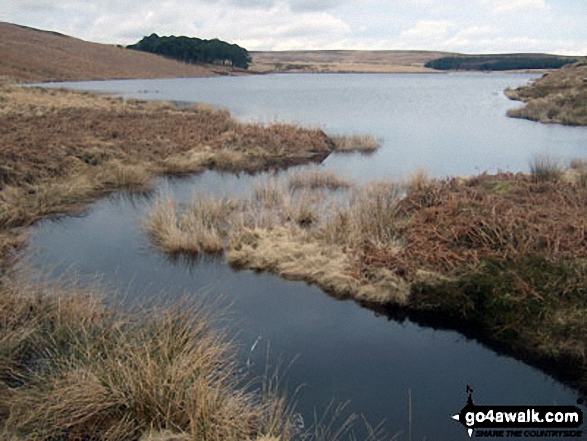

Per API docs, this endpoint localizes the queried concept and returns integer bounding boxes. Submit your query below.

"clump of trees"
[128,34,251,69]
[426,55,578,71]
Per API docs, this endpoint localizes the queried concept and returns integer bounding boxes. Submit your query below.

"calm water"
[32,74,587,439]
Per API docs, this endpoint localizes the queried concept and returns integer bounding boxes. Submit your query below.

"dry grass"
[0,84,334,262]
[505,60,587,126]
[330,134,381,153]
[249,50,452,74]
[145,176,411,305]
[145,198,230,255]
[146,166,587,391]
[0,273,295,440]
[403,168,431,193]
[0,22,241,83]
[288,168,353,191]
[528,155,564,182]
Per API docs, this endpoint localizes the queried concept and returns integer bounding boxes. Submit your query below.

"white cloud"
[393,20,455,49]
[485,0,549,14]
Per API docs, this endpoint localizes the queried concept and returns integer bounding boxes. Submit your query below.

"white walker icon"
[452,413,473,438]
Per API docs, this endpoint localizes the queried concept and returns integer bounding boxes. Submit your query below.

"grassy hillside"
[0,22,240,83]
[505,59,587,125]
[249,50,452,73]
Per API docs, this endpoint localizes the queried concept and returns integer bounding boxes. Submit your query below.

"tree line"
[426,55,579,71]
[128,34,251,69]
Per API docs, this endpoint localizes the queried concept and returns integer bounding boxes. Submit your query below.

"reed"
[330,134,381,153]
[528,154,564,182]
[288,167,353,191]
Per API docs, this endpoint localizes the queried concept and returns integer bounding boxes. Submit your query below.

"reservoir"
[32,73,587,439]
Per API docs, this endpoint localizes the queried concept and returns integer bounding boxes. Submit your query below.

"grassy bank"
[0,274,294,440]
[505,59,587,126]
[0,84,380,263]
[145,165,587,391]
[0,84,382,438]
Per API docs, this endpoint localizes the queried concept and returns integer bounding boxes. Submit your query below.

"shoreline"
[0,83,366,439]
[144,169,587,396]
[2,73,584,437]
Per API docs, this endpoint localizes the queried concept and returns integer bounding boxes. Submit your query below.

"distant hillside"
[0,22,239,83]
[250,50,453,73]
[505,59,587,126]
[426,54,579,71]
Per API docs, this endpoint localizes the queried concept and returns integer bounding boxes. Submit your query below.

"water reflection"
[29,73,587,439]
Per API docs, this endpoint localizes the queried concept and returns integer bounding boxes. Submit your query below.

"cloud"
[484,0,549,14]
[393,20,455,49]
[1,0,586,53]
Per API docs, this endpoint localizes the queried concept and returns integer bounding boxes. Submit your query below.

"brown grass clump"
[145,176,409,305]
[330,134,381,153]
[145,198,231,255]
[288,167,353,191]
[528,155,564,182]
[0,274,294,440]
[505,60,587,126]
[404,168,431,193]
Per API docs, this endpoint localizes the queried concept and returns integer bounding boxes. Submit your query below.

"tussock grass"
[0,274,295,440]
[404,168,431,193]
[330,134,381,153]
[145,198,230,255]
[288,168,353,191]
[528,154,564,182]
[146,165,587,391]
[0,85,385,437]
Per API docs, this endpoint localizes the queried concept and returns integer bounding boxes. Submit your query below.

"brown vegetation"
[330,134,381,153]
[146,166,587,391]
[249,50,451,74]
[288,167,352,190]
[505,59,587,126]
[0,83,383,438]
[0,22,241,83]
[0,273,295,440]
[0,84,337,262]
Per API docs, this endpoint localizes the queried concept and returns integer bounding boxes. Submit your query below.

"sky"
[1,0,586,54]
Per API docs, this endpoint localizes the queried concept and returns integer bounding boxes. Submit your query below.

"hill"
[505,59,587,126]
[249,50,453,73]
[0,22,239,83]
